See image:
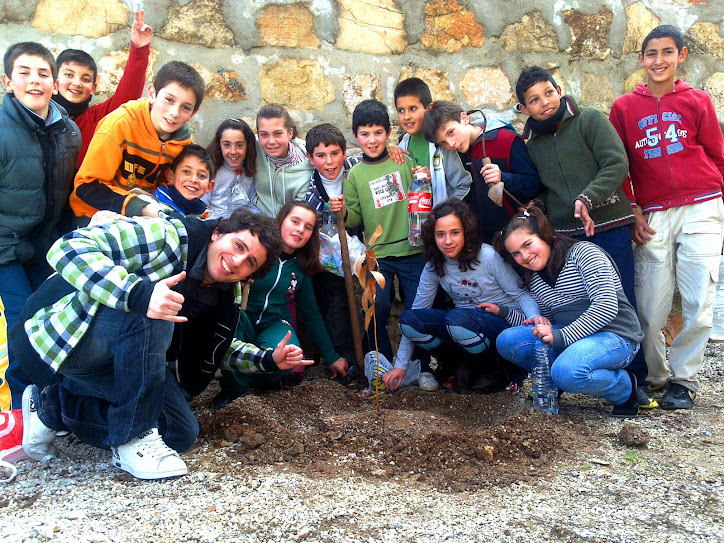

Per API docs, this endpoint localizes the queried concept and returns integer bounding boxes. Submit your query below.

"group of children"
[1,20,723,480]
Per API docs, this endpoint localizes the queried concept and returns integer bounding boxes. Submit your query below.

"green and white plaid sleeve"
[221,339,276,374]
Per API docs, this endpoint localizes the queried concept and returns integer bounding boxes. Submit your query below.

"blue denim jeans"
[371,254,427,363]
[399,307,510,354]
[1,261,52,407]
[35,305,198,452]
[572,225,648,384]
[496,326,639,405]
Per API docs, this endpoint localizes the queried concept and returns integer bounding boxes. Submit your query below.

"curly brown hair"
[421,198,481,277]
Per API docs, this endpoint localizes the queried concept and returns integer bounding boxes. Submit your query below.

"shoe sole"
[111,457,187,480]
[660,402,693,410]
[21,386,33,455]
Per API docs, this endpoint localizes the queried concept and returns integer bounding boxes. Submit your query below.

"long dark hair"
[492,201,576,286]
[207,118,257,175]
[276,201,323,275]
[421,199,481,277]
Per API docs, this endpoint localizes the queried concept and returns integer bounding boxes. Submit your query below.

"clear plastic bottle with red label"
[408,171,432,246]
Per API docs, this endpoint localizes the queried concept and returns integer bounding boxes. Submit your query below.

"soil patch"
[192,375,592,492]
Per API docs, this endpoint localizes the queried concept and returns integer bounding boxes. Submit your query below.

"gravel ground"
[2,342,723,543]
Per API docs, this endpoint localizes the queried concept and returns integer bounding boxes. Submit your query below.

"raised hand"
[147,271,187,322]
[131,10,152,48]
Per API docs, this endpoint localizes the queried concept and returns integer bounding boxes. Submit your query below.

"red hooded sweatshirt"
[609,80,724,214]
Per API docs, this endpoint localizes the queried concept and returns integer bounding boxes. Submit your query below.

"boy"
[423,100,541,243]
[0,42,81,407]
[54,10,151,165]
[515,66,653,408]
[11,209,307,479]
[393,77,471,205]
[303,123,360,376]
[609,25,724,409]
[70,61,204,226]
[344,100,438,390]
[153,144,215,217]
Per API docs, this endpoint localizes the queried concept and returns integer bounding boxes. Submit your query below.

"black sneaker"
[211,388,248,410]
[660,383,695,410]
[636,386,659,409]
[612,373,639,418]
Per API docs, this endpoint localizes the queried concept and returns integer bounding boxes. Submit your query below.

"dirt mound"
[192,377,591,492]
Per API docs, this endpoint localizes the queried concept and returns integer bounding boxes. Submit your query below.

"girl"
[494,206,642,417]
[383,199,541,392]
[214,201,348,408]
[253,104,313,217]
[204,118,259,218]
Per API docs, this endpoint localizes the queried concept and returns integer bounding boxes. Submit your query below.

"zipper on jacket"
[255,258,285,326]
[146,141,166,181]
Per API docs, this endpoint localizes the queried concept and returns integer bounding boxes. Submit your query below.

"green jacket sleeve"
[578,109,629,208]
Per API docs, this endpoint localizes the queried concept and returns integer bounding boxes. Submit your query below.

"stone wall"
[1,0,722,146]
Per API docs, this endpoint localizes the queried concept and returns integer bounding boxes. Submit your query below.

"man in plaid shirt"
[9,209,309,479]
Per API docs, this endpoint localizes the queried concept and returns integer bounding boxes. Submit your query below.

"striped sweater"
[529,241,643,349]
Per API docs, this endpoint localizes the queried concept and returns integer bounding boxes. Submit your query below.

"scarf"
[52,93,91,120]
[267,141,306,170]
[525,96,568,136]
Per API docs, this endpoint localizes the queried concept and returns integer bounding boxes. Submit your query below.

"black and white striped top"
[528,241,644,348]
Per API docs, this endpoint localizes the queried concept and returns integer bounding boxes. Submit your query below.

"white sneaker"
[22,385,58,462]
[417,371,440,391]
[111,428,187,480]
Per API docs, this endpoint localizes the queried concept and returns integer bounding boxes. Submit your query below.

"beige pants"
[634,198,724,392]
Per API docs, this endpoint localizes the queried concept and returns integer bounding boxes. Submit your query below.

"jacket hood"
[632,79,693,98]
[120,97,193,143]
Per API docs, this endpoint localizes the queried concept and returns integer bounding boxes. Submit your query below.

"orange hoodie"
[70,98,192,222]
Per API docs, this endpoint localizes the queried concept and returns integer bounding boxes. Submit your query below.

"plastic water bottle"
[532,339,559,414]
[711,255,724,341]
[320,202,338,238]
[408,170,432,246]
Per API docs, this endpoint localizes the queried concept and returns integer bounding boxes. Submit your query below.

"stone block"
[622,2,659,55]
[257,4,319,49]
[625,69,646,94]
[1,0,38,23]
[95,48,158,96]
[398,68,454,101]
[580,73,614,112]
[32,0,128,38]
[420,0,484,53]
[460,67,514,110]
[260,59,334,111]
[686,22,724,58]
[500,11,558,52]
[564,8,613,59]
[159,0,235,48]
[192,64,247,102]
[342,74,382,114]
[336,0,407,55]
[703,72,724,111]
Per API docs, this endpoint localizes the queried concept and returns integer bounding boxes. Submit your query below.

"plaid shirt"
[26,215,273,375]
[303,156,361,219]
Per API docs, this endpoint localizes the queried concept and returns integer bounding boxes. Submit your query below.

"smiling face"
[257,116,293,159]
[57,61,96,104]
[168,155,213,201]
[504,229,551,272]
[309,143,345,180]
[3,54,57,119]
[434,213,465,260]
[204,229,267,284]
[639,37,687,97]
[148,82,198,140]
[220,128,247,170]
[396,95,428,136]
[435,114,477,154]
[279,205,316,253]
[519,81,562,122]
[354,124,389,159]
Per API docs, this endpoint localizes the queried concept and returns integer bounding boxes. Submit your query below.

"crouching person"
[8,209,308,479]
